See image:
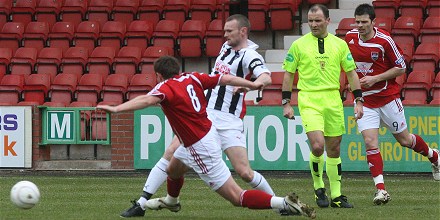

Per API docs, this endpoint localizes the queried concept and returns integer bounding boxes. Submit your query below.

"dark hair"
[355,3,376,21]
[226,14,251,34]
[309,4,329,19]
[153,56,180,79]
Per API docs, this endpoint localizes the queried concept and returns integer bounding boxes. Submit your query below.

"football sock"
[309,153,325,189]
[366,148,385,190]
[326,157,342,199]
[167,176,184,198]
[137,197,148,210]
[240,190,272,209]
[142,158,169,195]
[249,171,275,196]
[411,134,439,164]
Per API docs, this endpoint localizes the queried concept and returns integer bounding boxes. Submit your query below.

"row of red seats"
[373,0,440,20]
[0,45,174,83]
[0,19,225,58]
[0,71,159,107]
[254,71,440,106]
[336,16,440,46]
[0,0,303,33]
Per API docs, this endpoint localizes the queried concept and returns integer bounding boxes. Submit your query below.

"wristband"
[352,89,362,99]
[282,91,292,100]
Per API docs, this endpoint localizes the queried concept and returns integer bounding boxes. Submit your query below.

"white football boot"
[373,189,391,205]
[145,197,181,212]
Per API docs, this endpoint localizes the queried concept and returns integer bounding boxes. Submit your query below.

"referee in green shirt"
[282,4,364,208]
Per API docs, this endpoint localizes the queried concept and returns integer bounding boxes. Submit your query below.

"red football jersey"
[345,27,406,108]
[148,72,222,147]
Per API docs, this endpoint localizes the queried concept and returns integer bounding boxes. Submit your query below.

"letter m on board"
[49,111,74,140]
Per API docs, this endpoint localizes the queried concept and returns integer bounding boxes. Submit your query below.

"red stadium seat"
[419,16,440,44]
[268,0,300,31]
[248,0,270,31]
[426,0,440,17]
[10,0,37,28]
[126,73,157,100]
[22,73,51,105]
[0,74,25,104]
[0,0,12,30]
[410,43,440,72]
[60,47,89,79]
[42,101,67,107]
[395,73,407,87]
[112,0,139,27]
[204,19,224,58]
[35,0,63,31]
[0,47,13,77]
[335,18,356,39]
[49,73,79,105]
[391,16,422,48]
[429,73,440,103]
[372,0,399,20]
[399,0,427,19]
[190,0,216,26]
[401,70,434,104]
[99,73,129,105]
[87,47,116,81]
[375,17,393,33]
[10,47,38,77]
[137,0,165,28]
[73,21,100,55]
[60,0,88,29]
[22,22,50,51]
[139,46,173,75]
[124,20,154,51]
[48,22,75,53]
[215,0,231,20]
[0,22,26,54]
[151,20,181,55]
[86,0,113,31]
[35,47,63,82]
[178,20,206,58]
[98,21,126,54]
[113,46,142,79]
[163,0,191,26]
[75,73,104,105]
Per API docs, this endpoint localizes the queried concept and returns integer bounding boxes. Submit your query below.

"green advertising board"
[134,106,439,172]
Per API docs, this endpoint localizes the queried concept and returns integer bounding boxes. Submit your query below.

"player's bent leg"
[225,146,275,195]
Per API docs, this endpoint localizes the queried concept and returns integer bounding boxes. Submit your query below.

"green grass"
[0,171,439,220]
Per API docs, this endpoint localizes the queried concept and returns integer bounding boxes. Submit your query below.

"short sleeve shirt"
[283,33,356,91]
[148,72,222,147]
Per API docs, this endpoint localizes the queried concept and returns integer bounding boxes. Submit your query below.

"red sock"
[167,177,184,198]
[240,190,272,209]
[411,134,438,164]
[366,148,385,190]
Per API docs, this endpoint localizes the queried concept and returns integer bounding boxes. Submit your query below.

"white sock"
[164,194,178,205]
[137,197,148,210]
[270,196,285,209]
[249,171,275,196]
[142,158,169,195]
[373,174,384,186]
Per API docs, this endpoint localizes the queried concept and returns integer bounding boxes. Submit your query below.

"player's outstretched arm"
[97,94,161,113]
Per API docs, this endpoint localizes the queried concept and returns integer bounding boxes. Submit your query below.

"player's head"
[224,14,250,49]
[308,4,330,38]
[154,56,180,80]
[354,4,376,39]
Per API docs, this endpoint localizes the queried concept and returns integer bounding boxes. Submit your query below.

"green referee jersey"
[283,33,356,92]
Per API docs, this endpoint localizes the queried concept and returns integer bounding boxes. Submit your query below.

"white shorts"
[207,109,246,150]
[357,98,407,134]
[173,126,231,191]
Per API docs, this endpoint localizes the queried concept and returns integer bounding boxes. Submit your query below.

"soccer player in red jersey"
[345,3,440,205]
[97,56,316,218]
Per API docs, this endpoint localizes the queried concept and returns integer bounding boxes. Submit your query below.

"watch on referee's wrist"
[354,97,364,104]
[282,98,290,105]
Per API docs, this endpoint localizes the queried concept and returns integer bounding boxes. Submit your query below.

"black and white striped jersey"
[206,40,271,118]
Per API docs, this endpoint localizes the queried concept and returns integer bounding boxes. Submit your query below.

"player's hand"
[359,76,378,88]
[233,86,250,94]
[96,105,116,113]
[354,102,364,121]
[283,105,295,120]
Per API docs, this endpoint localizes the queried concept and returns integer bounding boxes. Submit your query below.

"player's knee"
[235,167,253,182]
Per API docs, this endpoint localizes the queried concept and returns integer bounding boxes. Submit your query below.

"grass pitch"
[0,171,439,220]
